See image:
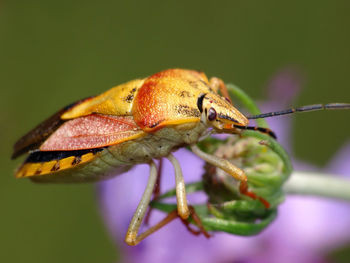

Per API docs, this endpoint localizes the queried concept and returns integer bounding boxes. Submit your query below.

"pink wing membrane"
[40,114,143,151]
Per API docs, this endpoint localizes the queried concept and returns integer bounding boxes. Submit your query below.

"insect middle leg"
[149,155,210,237]
[190,145,270,208]
[145,154,190,222]
[167,153,190,219]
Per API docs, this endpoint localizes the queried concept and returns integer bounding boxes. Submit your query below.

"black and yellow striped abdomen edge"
[15,148,104,178]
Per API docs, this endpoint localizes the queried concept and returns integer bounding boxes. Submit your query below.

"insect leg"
[144,158,163,224]
[167,153,190,219]
[124,157,194,245]
[180,205,211,238]
[190,145,270,208]
[209,77,232,103]
[153,158,163,200]
[125,161,159,245]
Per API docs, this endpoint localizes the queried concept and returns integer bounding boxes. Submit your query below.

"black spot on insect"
[125,94,134,103]
[150,121,161,128]
[208,107,217,121]
[179,90,193,98]
[71,156,82,165]
[123,87,137,103]
[20,168,28,177]
[188,80,199,89]
[175,105,200,117]
[51,161,60,171]
[35,167,42,175]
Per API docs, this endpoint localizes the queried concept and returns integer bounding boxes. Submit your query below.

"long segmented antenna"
[247,103,350,120]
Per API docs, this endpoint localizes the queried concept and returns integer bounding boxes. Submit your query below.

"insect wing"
[15,114,145,179]
[12,98,93,159]
[40,114,145,151]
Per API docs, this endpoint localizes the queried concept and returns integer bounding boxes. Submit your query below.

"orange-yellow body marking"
[16,151,99,178]
[62,79,144,119]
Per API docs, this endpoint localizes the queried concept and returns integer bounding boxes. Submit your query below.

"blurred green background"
[1,1,349,262]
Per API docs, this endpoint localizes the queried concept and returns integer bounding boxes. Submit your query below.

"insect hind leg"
[125,161,159,245]
[144,158,163,225]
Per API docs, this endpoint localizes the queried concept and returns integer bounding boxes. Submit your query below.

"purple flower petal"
[266,68,303,105]
[326,140,350,176]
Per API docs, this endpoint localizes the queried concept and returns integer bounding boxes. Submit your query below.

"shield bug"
[12,69,350,245]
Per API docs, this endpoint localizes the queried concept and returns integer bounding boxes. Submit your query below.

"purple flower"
[98,69,350,263]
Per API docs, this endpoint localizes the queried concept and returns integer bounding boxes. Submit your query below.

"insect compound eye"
[207,107,217,121]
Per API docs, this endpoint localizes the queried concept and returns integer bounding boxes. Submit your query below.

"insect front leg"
[190,145,270,208]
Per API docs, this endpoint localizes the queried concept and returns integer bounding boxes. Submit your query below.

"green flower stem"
[284,171,350,201]
[155,171,350,204]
